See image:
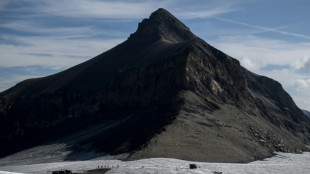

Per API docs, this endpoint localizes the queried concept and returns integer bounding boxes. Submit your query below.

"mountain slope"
[0,8,309,162]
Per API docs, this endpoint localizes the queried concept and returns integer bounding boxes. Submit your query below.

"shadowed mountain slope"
[0,8,309,163]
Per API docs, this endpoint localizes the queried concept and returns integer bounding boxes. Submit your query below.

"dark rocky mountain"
[0,8,309,163]
[303,110,310,118]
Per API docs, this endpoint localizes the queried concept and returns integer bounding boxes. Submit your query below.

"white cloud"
[294,79,310,91]
[262,69,304,88]
[240,58,257,71]
[0,35,124,68]
[292,95,310,111]
[211,36,310,72]
[296,56,310,72]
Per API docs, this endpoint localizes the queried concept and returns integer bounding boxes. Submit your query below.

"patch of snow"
[0,144,70,167]
[0,152,309,174]
[0,171,25,174]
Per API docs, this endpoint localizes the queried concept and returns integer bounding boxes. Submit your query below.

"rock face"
[0,8,309,162]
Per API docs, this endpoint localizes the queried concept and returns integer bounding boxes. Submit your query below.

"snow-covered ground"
[0,152,309,174]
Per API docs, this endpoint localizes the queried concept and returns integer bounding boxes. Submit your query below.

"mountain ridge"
[0,8,309,163]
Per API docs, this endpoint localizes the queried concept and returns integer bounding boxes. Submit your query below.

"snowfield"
[0,152,309,174]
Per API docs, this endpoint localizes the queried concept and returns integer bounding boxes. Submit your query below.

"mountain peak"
[149,8,176,20]
[129,8,196,42]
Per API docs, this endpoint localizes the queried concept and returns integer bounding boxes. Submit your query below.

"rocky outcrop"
[0,8,309,162]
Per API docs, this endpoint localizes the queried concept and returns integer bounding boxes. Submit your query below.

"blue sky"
[0,0,309,110]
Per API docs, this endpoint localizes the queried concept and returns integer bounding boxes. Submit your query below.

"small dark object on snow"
[213,171,223,174]
[189,164,197,169]
[51,169,72,174]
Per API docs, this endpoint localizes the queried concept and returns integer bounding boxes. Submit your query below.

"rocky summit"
[0,8,309,163]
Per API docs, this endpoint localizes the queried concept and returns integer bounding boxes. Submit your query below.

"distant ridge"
[0,8,309,163]
[303,110,310,118]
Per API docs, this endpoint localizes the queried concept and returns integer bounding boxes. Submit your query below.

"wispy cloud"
[216,17,310,40]
[174,6,237,19]
[1,21,127,39]
[1,0,238,20]
[10,0,166,19]
[0,35,124,67]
